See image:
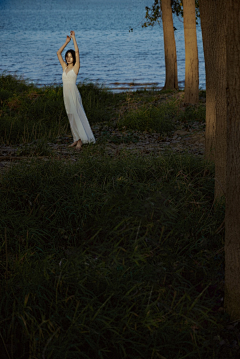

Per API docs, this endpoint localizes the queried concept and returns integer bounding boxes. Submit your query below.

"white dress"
[62,67,96,144]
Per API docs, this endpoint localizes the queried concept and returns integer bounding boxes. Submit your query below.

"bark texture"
[183,0,199,104]
[214,1,227,199]
[199,0,217,160]
[199,0,227,198]
[161,0,178,90]
[225,0,240,320]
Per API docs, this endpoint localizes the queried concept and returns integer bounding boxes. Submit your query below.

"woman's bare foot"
[68,141,78,148]
[76,139,82,150]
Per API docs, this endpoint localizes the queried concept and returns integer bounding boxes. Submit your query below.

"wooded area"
[145,0,240,322]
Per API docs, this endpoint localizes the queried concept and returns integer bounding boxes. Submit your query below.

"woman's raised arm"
[57,36,71,69]
[70,31,80,74]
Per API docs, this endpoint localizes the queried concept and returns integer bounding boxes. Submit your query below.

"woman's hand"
[70,30,75,38]
[66,35,71,44]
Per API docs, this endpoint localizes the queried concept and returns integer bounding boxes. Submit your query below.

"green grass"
[15,138,54,157]
[0,74,206,145]
[1,74,237,359]
[0,151,234,359]
[0,74,121,144]
[117,101,178,134]
[177,104,206,126]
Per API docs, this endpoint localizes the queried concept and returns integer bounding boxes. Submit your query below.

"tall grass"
[0,74,120,144]
[117,101,178,134]
[1,74,233,358]
[0,74,206,146]
[0,150,233,359]
[178,105,206,126]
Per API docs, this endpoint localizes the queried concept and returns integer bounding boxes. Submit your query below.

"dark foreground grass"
[1,149,237,359]
[1,74,237,358]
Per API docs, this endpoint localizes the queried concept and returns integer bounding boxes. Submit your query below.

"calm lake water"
[0,0,205,91]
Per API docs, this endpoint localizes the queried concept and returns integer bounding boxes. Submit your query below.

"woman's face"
[66,52,74,65]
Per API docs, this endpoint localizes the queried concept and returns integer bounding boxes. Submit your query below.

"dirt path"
[0,123,205,176]
[93,123,205,157]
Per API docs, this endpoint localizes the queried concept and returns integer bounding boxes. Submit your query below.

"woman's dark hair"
[65,49,76,66]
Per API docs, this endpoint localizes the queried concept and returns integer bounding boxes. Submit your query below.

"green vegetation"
[0,74,120,144]
[0,73,205,145]
[0,74,237,359]
[178,104,206,130]
[15,138,54,157]
[117,101,177,133]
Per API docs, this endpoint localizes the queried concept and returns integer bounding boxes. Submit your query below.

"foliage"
[142,0,200,29]
[143,0,162,27]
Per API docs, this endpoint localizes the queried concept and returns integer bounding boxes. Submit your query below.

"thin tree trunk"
[161,0,178,90]
[225,0,240,320]
[183,0,199,104]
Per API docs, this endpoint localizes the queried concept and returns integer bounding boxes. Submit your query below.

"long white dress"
[62,67,96,144]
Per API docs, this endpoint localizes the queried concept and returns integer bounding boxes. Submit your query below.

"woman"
[57,31,96,150]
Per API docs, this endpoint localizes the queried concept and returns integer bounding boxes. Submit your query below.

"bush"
[117,101,178,134]
[178,104,206,124]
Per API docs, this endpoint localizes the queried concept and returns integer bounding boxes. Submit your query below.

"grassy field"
[0,74,238,359]
[0,73,206,145]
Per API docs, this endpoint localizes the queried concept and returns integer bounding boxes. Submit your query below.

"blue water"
[0,0,205,91]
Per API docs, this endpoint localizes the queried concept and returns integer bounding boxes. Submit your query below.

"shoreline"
[0,70,205,93]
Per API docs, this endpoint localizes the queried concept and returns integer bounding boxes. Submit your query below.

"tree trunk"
[199,0,217,160]
[225,0,240,320]
[214,1,227,199]
[182,0,199,104]
[161,0,178,90]
[199,0,227,199]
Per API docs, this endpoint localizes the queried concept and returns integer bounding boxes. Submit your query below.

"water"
[0,0,205,91]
